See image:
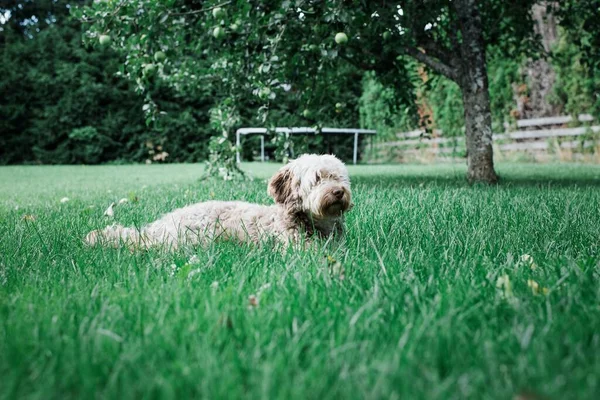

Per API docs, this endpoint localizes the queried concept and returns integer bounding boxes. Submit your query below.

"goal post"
[235,127,376,164]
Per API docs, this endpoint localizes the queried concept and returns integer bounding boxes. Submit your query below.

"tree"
[79,0,543,183]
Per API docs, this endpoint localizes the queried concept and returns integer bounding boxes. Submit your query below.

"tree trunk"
[518,3,560,118]
[454,0,499,184]
[460,75,498,183]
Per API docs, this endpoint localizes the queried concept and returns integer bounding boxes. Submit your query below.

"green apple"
[383,31,391,40]
[154,51,167,62]
[212,7,225,19]
[213,26,225,39]
[143,63,156,75]
[334,32,348,44]
[302,109,312,118]
[230,23,239,32]
[99,34,111,46]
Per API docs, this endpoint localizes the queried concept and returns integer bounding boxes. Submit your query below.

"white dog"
[85,154,352,249]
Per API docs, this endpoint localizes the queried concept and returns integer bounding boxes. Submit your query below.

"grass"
[1,162,599,399]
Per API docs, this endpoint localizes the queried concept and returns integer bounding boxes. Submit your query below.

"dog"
[85,154,352,249]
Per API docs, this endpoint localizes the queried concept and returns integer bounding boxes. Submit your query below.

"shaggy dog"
[85,154,352,249]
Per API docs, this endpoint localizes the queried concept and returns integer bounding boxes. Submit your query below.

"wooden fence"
[372,114,600,162]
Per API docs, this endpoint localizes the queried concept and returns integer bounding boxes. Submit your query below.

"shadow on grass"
[351,171,600,189]
[243,161,600,188]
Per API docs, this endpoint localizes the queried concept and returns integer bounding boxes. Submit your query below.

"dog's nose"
[332,188,344,199]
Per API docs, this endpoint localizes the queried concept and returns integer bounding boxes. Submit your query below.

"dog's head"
[268,154,352,219]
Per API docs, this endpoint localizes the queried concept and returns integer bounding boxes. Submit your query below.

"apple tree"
[78,0,541,183]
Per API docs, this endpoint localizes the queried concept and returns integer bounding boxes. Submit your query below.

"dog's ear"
[268,167,294,204]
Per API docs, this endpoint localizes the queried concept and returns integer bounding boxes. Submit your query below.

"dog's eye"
[315,174,321,184]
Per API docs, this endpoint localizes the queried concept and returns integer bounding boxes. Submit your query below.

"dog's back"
[86,201,288,248]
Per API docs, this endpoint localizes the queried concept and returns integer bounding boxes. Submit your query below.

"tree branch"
[419,38,455,67]
[403,46,458,82]
[81,0,127,23]
[169,1,233,17]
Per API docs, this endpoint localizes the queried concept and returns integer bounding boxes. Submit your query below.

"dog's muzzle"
[322,187,351,216]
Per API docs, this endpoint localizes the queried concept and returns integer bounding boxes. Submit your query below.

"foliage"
[550,29,599,117]
[0,0,213,165]
[487,48,523,129]
[78,0,539,124]
[551,31,595,116]
[2,162,600,398]
[76,0,540,181]
[204,100,246,180]
[425,48,523,137]
[0,22,138,163]
[554,3,600,68]
[360,47,523,141]
[204,135,246,180]
[425,77,465,137]
[66,126,111,164]
[3,0,600,169]
[359,72,418,141]
[554,0,600,116]
[0,0,368,167]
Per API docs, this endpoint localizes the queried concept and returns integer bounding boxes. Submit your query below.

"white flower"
[60,197,70,203]
[520,254,538,270]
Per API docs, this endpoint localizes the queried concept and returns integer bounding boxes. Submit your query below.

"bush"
[66,126,110,164]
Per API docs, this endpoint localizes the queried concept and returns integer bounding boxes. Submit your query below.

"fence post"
[260,135,265,162]
[236,131,241,163]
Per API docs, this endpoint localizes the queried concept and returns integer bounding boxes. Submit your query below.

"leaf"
[177,264,192,280]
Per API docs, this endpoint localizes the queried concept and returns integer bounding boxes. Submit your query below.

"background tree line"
[1,0,598,172]
[0,0,362,165]
[0,0,213,164]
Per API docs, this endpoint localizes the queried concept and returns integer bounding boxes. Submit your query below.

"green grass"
[1,162,599,399]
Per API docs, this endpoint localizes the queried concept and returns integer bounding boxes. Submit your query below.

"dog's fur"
[85,154,352,249]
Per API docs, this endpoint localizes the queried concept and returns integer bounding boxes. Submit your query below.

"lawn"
[1,162,599,399]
